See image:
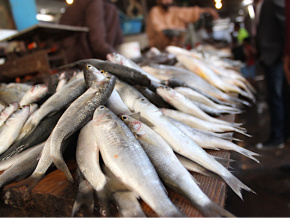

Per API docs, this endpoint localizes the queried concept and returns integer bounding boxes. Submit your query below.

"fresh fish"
[59,59,151,87]
[134,85,174,109]
[144,64,243,107]
[175,153,221,179]
[28,103,39,116]
[0,109,64,161]
[93,106,183,217]
[17,75,87,141]
[0,102,19,127]
[174,87,242,113]
[0,83,32,104]
[71,168,95,217]
[121,114,234,217]
[156,86,239,126]
[118,88,253,199]
[0,142,44,172]
[50,72,116,183]
[170,117,259,163]
[105,90,132,116]
[161,108,250,136]
[19,84,48,107]
[82,64,132,116]
[166,45,202,59]
[107,53,161,83]
[0,106,30,155]
[76,121,106,191]
[176,54,254,101]
[0,141,44,189]
[112,192,146,217]
[56,72,68,92]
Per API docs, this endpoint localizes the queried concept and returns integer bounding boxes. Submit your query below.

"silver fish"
[0,102,19,127]
[121,114,234,217]
[170,117,259,163]
[50,72,116,183]
[18,76,87,141]
[19,84,48,107]
[0,105,30,155]
[161,108,250,136]
[76,121,106,191]
[93,106,183,217]
[0,141,44,189]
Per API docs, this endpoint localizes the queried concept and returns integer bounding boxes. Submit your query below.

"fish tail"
[236,147,260,164]
[222,173,255,200]
[71,181,94,217]
[215,132,243,142]
[234,128,252,137]
[51,151,74,183]
[12,173,43,192]
[199,202,236,217]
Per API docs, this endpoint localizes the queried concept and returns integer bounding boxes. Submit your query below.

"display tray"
[0,23,89,43]
[0,114,234,217]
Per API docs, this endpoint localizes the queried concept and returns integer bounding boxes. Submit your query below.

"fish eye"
[140,98,146,102]
[99,106,105,110]
[106,76,111,79]
[122,115,127,120]
[100,70,105,74]
[165,86,171,90]
[86,64,92,69]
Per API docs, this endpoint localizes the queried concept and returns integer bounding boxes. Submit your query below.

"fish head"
[30,84,48,97]
[156,86,177,103]
[106,53,126,65]
[93,105,118,130]
[83,64,106,87]
[121,114,140,133]
[29,103,38,115]
[8,105,30,121]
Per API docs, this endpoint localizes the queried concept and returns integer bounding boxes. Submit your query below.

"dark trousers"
[263,60,290,142]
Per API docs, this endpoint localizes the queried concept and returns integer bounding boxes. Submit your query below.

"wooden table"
[0,115,234,217]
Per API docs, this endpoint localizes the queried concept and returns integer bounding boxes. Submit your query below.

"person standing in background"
[146,0,219,51]
[59,0,123,62]
[256,0,289,149]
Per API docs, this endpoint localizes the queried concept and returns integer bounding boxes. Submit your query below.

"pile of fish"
[0,45,259,217]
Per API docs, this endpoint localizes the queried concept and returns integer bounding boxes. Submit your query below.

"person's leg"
[263,60,285,144]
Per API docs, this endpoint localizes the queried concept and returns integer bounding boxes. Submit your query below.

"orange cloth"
[146,5,200,50]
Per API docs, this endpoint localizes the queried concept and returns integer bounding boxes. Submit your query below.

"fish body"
[107,53,161,83]
[105,90,132,116]
[0,141,44,188]
[0,102,19,127]
[76,121,106,191]
[161,108,249,135]
[18,76,87,141]
[59,59,151,87]
[156,86,235,126]
[0,109,64,161]
[121,114,234,217]
[19,84,48,106]
[0,106,30,155]
[93,106,182,217]
[50,72,116,183]
[170,117,259,162]
[129,96,252,199]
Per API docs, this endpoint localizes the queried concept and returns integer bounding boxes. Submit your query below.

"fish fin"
[12,173,43,192]
[129,112,141,120]
[199,202,236,217]
[236,147,261,164]
[71,180,95,217]
[223,174,256,200]
[139,117,155,128]
[212,155,231,167]
[51,151,74,183]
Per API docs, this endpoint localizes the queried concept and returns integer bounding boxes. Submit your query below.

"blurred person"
[59,0,123,62]
[146,0,219,51]
[255,0,290,149]
[233,22,249,45]
[241,37,257,79]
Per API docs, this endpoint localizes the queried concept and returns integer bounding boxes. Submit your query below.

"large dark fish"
[59,59,151,87]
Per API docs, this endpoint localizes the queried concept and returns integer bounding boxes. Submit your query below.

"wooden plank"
[0,114,235,217]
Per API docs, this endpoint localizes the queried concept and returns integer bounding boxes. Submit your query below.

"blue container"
[121,18,143,35]
[9,0,38,31]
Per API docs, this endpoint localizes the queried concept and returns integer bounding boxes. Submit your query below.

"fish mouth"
[106,53,114,61]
